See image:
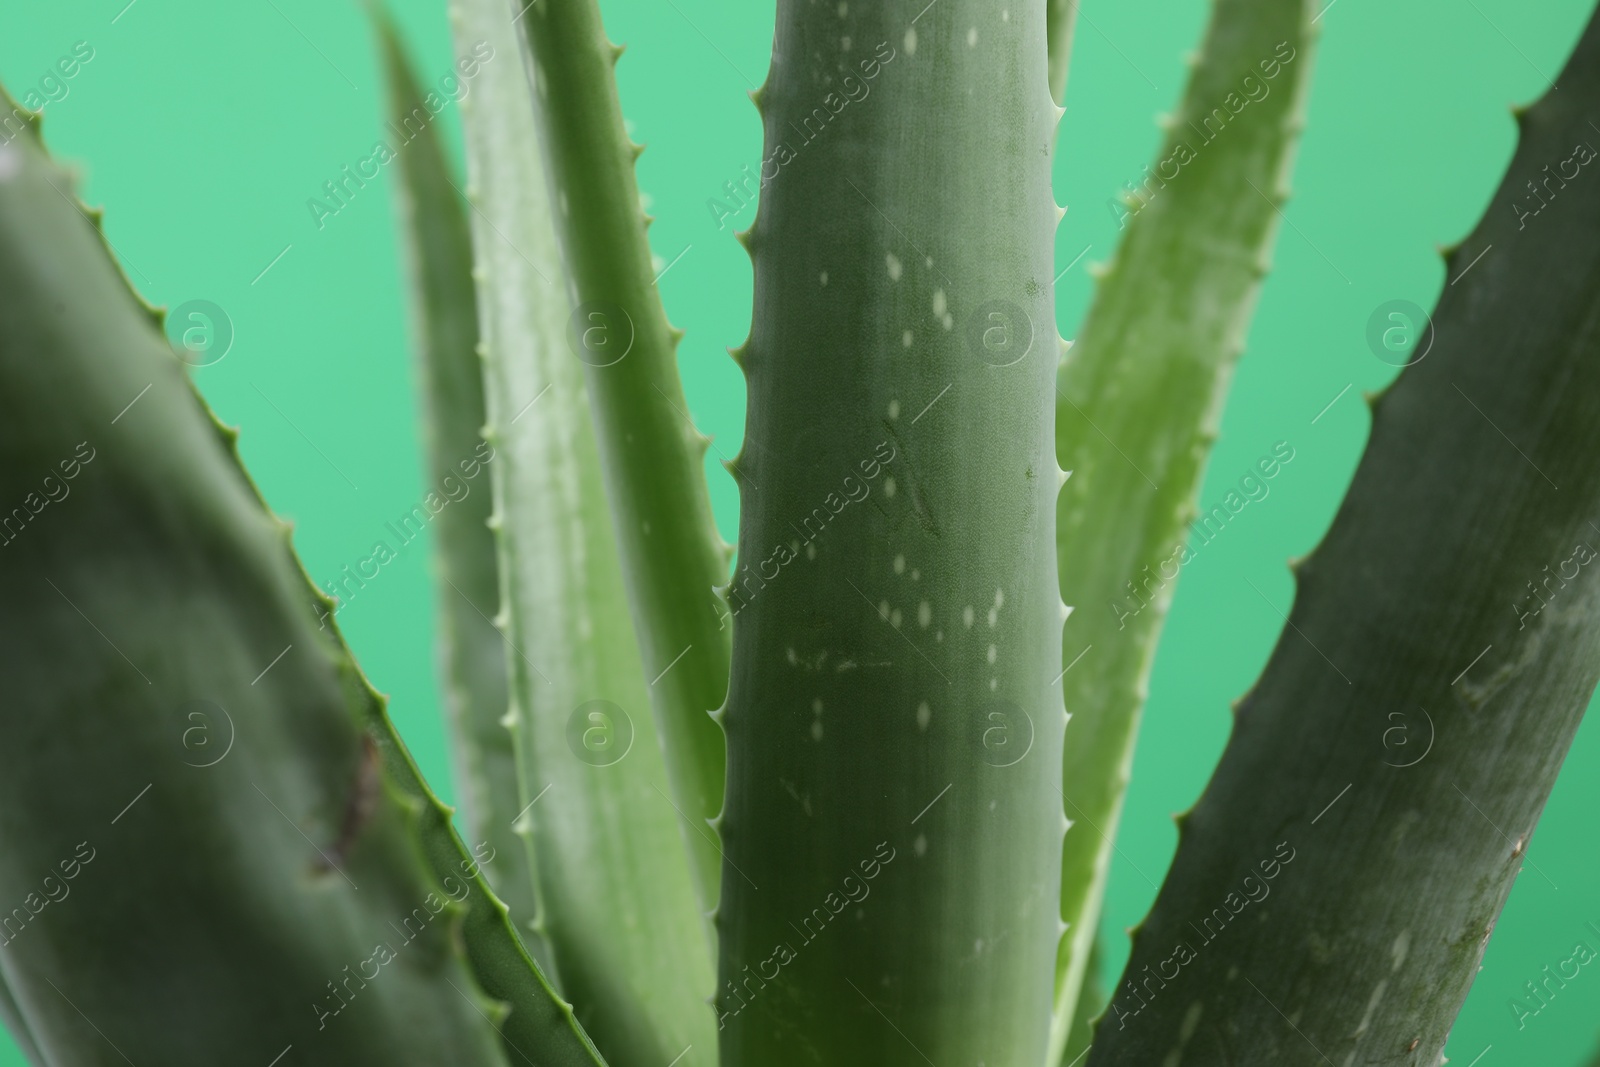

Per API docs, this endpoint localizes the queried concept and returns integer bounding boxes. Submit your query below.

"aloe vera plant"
[1050,1,1315,1058]
[2,1,1599,1066]
[717,0,1065,1058]
[0,85,600,1067]
[1087,9,1600,1061]
[397,1,716,1061]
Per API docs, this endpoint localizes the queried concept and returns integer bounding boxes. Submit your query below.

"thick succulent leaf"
[717,3,1064,1064]
[1088,9,1600,1063]
[1059,935,1104,1066]
[514,0,731,912]
[0,85,603,1067]
[1047,0,1079,106]
[371,12,543,968]
[1050,0,1315,1057]
[445,0,719,1062]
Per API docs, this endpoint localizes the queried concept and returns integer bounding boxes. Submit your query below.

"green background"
[4,0,1598,1062]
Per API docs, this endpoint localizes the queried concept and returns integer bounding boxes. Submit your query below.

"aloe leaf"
[0,86,603,1067]
[1086,9,1600,1062]
[371,12,544,970]
[1059,936,1104,1066]
[716,4,1063,1064]
[1049,0,1315,1058]
[1047,0,1079,106]
[514,0,731,912]
[445,0,720,1061]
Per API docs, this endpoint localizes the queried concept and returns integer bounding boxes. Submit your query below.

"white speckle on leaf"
[967,26,978,46]
[902,329,914,348]
[988,607,999,628]
[917,702,931,729]
[841,36,851,50]
[918,601,931,628]
[893,554,905,574]
[1180,1000,1202,1041]
[1391,930,1410,971]
[812,698,823,714]
[987,644,997,664]
[963,606,975,629]
[890,608,902,628]
[812,720,824,740]
[886,252,902,281]
[878,599,890,620]
[820,270,829,286]
[884,477,896,498]
[0,146,20,182]
[932,288,947,317]
[913,834,927,856]
[904,27,917,54]
[1352,979,1387,1037]
[888,399,900,419]
[806,543,817,560]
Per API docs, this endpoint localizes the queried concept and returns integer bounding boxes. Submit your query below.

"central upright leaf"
[717,4,1064,1064]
